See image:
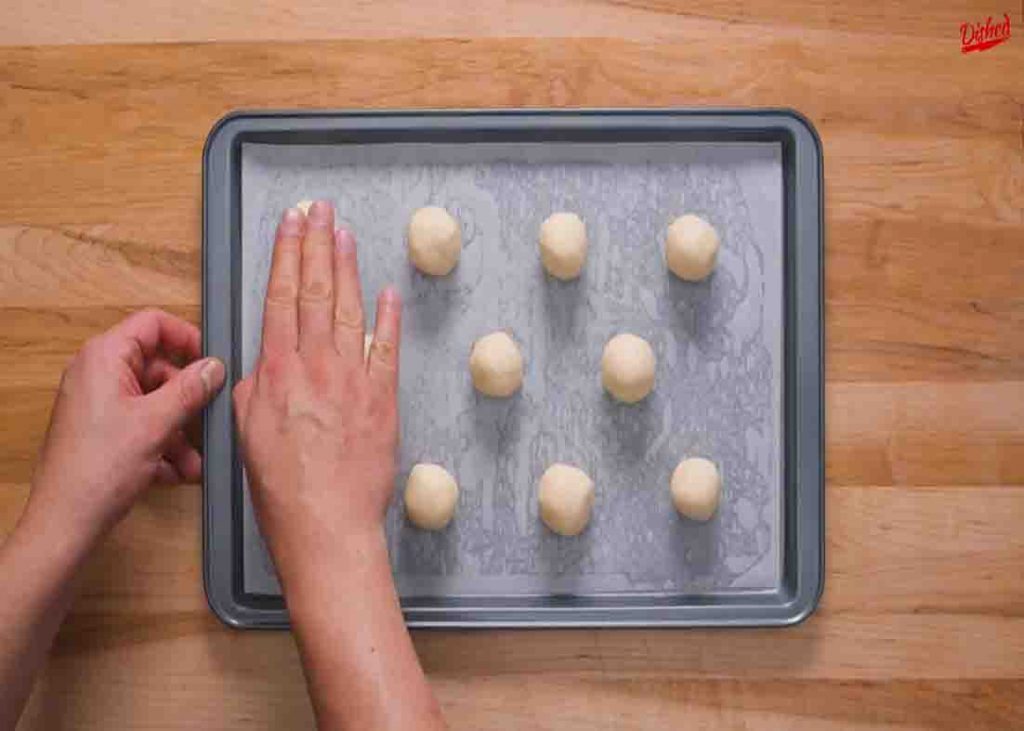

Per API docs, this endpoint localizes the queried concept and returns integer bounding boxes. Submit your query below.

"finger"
[106,309,201,376]
[142,357,181,393]
[332,227,365,359]
[232,376,254,430]
[262,208,305,356]
[165,431,203,483]
[298,200,336,351]
[145,357,226,437]
[154,457,184,486]
[367,287,402,392]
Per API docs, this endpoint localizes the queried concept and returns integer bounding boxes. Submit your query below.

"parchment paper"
[239,141,783,599]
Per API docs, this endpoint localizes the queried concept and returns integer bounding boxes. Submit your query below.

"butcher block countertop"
[1,2,1022,728]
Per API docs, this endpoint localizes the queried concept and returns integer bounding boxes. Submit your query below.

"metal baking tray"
[203,109,823,629]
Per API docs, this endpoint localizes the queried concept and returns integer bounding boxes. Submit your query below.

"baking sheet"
[239,141,783,599]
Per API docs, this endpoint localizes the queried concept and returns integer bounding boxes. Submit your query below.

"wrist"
[272,523,388,577]
[21,476,106,563]
[2,501,93,615]
[14,498,96,579]
[273,526,392,613]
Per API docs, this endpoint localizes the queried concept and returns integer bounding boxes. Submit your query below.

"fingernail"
[381,286,401,306]
[281,208,304,235]
[199,358,225,396]
[308,200,333,227]
[335,227,355,254]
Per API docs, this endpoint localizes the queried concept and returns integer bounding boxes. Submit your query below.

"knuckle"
[258,353,302,397]
[303,354,335,387]
[337,368,364,397]
[130,308,161,332]
[80,334,106,358]
[231,379,249,403]
[259,364,279,388]
[266,280,299,304]
[333,306,364,333]
[259,353,287,381]
[370,342,399,372]
[371,339,397,361]
[300,278,331,302]
[72,336,110,373]
[177,372,201,412]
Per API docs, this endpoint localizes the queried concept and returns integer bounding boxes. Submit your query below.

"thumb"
[145,357,226,436]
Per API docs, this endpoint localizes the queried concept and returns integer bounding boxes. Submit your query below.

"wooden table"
[1,2,1022,728]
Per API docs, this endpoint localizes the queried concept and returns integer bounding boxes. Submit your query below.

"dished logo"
[960,13,1012,53]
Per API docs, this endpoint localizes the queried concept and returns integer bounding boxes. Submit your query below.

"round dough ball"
[405,463,459,530]
[666,214,720,281]
[295,199,313,215]
[470,331,523,397]
[408,206,461,276]
[538,463,595,536]
[670,457,721,521]
[539,212,588,280]
[601,333,656,404]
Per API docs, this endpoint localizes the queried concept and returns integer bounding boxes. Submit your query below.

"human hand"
[232,201,402,570]
[231,205,441,731]
[25,310,225,552]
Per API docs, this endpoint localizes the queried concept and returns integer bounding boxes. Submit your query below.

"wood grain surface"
[1,1,1022,728]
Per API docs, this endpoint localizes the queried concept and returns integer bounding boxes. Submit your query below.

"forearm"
[0,307,222,728]
[0,498,93,728]
[275,530,445,731]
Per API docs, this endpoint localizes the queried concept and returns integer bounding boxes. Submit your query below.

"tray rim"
[202,107,824,630]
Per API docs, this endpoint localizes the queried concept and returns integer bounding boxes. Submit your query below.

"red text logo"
[960,13,1012,53]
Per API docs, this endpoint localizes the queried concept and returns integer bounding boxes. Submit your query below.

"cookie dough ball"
[405,463,459,530]
[666,214,719,281]
[538,463,595,536]
[539,212,588,280]
[408,206,461,276]
[670,457,721,521]
[470,331,523,397]
[296,200,313,215]
[601,333,656,404]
